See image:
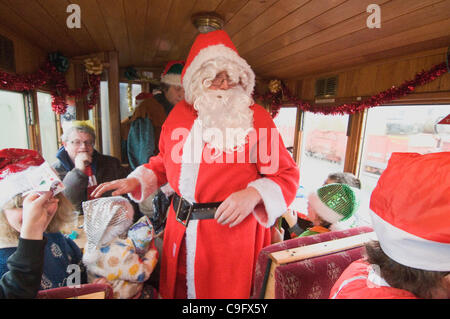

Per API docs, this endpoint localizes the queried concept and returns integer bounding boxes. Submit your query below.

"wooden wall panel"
[299,48,450,101]
[0,24,46,74]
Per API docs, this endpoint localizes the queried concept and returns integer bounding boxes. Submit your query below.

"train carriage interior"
[0,0,449,300]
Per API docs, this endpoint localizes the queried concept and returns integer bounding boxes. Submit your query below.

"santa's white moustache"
[193,86,254,155]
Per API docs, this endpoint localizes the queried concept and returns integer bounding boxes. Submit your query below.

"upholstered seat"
[252,226,374,299]
[36,283,113,299]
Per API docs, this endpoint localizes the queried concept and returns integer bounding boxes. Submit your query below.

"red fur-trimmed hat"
[181,30,255,104]
[0,148,44,180]
[0,148,45,206]
[160,60,185,86]
[369,152,450,271]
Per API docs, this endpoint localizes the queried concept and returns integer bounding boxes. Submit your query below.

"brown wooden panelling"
[0,24,46,73]
[1,0,449,83]
[299,48,450,101]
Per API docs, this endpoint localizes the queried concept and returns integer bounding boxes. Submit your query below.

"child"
[330,152,450,299]
[82,196,158,299]
[0,148,86,290]
[300,183,360,237]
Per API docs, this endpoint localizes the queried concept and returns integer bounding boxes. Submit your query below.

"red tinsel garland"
[0,59,100,115]
[254,62,448,118]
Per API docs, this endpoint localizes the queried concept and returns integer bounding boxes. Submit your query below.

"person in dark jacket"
[0,192,51,299]
[52,121,131,213]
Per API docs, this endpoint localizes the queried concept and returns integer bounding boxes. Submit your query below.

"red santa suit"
[127,30,299,299]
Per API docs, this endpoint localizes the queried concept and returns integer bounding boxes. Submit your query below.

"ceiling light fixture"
[192,12,224,33]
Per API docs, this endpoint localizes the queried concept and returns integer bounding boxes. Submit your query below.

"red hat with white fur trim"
[369,152,450,271]
[160,60,184,87]
[0,148,65,207]
[0,148,44,206]
[181,30,255,104]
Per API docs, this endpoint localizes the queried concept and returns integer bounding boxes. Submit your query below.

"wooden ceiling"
[1,0,450,80]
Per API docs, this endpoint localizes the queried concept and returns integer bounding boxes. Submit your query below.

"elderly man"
[52,121,130,213]
[92,30,299,299]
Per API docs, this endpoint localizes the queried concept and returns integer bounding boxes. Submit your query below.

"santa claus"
[92,30,299,298]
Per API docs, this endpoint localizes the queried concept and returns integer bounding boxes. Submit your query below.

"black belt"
[173,193,222,227]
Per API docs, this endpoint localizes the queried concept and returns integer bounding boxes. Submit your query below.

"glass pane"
[358,105,450,224]
[37,92,58,162]
[0,90,28,149]
[120,83,142,120]
[273,107,297,155]
[299,112,349,195]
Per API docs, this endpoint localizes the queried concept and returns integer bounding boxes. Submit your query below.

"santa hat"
[160,60,184,87]
[308,183,360,231]
[181,30,255,104]
[369,152,450,272]
[82,196,134,265]
[135,92,153,106]
[0,148,61,207]
[135,92,153,101]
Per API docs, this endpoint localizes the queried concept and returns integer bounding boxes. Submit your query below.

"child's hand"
[20,191,54,240]
[143,249,158,274]
[282,209,298,228]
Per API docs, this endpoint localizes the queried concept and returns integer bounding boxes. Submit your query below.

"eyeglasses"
[69,140,94,147]
[210,73,238,88]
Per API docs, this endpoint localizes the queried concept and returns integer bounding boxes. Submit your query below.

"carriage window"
[119,83,142,120]
[358,105,450,223]
[273,107,298,155]
[0,89,29,149]
[100,81,111,155]
[36,92,58,162]
[299,112,349,196]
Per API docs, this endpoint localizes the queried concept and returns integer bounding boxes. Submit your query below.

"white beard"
[193,86,254,156]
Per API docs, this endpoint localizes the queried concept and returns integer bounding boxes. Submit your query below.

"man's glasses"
[69,140,94,147]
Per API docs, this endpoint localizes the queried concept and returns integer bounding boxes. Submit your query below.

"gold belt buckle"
[175,196,194,227]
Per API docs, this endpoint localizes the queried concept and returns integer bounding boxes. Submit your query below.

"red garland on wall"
[0,56,100,115]
[254,61,448,118]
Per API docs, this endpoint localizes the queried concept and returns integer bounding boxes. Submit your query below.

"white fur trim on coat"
[307,192,343,225]
[183,44,255,104]
[127,166,158,203]
[178,119,204,204]
[185,220,198,299]
[247,178,287,228]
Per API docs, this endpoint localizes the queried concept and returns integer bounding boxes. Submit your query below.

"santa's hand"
[91,177,140,198]
[214,187,262,227]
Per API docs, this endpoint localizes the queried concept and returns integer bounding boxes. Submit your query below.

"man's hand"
[214,187,262,228]
[21,191,55,240]
[90,177,141,198]
[74,152,92,171]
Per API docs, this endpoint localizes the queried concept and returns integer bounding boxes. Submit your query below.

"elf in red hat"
[92,30,299,299]
[330,152,450,299]
[0,148,87,292]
